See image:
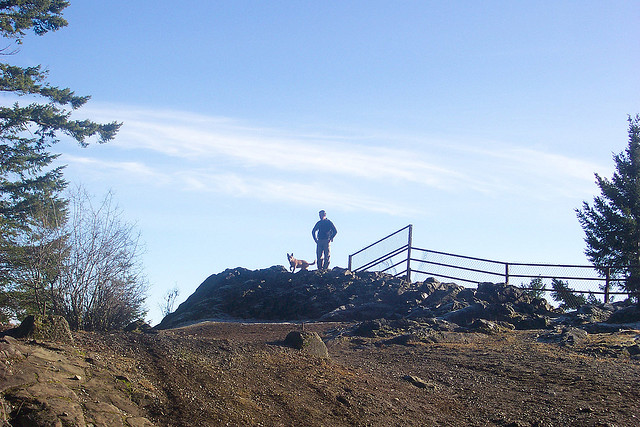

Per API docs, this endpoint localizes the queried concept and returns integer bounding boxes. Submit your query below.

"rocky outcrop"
[156,266,565,330]
[0,334,154,426]
[157,266,418,328]
[440,282,555,330]
[608,304,640,323]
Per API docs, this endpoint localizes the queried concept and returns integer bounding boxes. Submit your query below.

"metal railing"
[348,225,635,304]
[409,247,636,303]
[348,224,413,280]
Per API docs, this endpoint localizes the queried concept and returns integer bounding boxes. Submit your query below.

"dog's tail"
[310,260,316,265]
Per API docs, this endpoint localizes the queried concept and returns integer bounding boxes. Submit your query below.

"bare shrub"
[159,285,180,318]
[56,186,148,330]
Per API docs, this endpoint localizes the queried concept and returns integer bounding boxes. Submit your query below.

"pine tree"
[518,277,546,299]
[550,278,586,309]
[0,1,121,321]
[576,115,640,297]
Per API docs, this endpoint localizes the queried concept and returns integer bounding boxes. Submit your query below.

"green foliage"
[577,115,640,298]
[519,277,547,299]
[0,63,89,106]
[0,1,125,325]
[550,279,586,310]
[586,292,600,305]
[0,0,69,41]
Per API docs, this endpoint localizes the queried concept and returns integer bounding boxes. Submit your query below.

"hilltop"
[2,267,640,426]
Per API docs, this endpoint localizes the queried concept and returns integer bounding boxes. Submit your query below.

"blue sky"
[3,1,639,324]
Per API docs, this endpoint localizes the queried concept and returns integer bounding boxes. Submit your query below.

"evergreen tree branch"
[0,0,68,42]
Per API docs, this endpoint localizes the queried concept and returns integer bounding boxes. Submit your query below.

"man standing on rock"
[312,210,337,271]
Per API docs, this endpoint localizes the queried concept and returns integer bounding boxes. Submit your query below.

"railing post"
[348,254,352,272]
[604,267,610,304]
[406,224,413,283]
[505,263,510,285]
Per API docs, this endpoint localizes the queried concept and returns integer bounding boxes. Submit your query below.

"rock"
[403,375,437,390]
[582,323,628,333]
[336,302,398,321]
[627,344,640,356]
[124,319,152,332]
[336,395,351,406]
[284,331,329,358]
[468,319,512,334]
[539,327,588,347]
[562,327,589,346]
[418,279,465,307]
[609,304,640,324]
[3,385,86,426]
[385,333,424,346]
[420,317,460,332]
[5,315,73,343]
[158,266,433,327]
[575,305,613,324]
[0,335,23,359]
[406,306,435,319]
[512,314,550,330]
[442,303,486,326]
[352,319,391,338]
[319,304,354,321]
[476,282,528,304]
[354,318,470,345]
[352,318,433,339]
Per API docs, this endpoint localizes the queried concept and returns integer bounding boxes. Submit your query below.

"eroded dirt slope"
[2,322,639,426]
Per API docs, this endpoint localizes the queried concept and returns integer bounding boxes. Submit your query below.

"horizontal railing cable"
[349,225,412,259]
[347,225,639,303]
[409,258,505,278]
[353,245,408,272]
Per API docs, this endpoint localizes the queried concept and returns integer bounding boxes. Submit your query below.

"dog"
[287,253,315,273]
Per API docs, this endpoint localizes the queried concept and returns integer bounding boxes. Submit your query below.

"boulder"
[512,314,551,330]
[575,305,614,324]
[124,319,153,333]
[352,319,398,338]
[284,331,329,358]
[608,304,640,324]
[5,315,73,343]
[418,279,465,306]
[442,303,486,326]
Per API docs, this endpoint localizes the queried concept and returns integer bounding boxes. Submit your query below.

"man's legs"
[323,241,331,270]
[316,242,323,270]
[316,239,330,271]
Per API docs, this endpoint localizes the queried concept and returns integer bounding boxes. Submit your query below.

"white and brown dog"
[287,253,315,273]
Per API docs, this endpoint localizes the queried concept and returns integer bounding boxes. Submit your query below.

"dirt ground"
[2,321,640,426]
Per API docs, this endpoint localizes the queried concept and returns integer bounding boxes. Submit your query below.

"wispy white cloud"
[62,154,164,181]
[88,107,469,189]
[64,104,605,213]
[62,153,417,216]
[175,170,418,216]
[439,140,605,198]
[128,125,461,188]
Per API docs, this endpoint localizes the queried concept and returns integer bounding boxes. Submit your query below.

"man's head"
[319,210,326,219]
